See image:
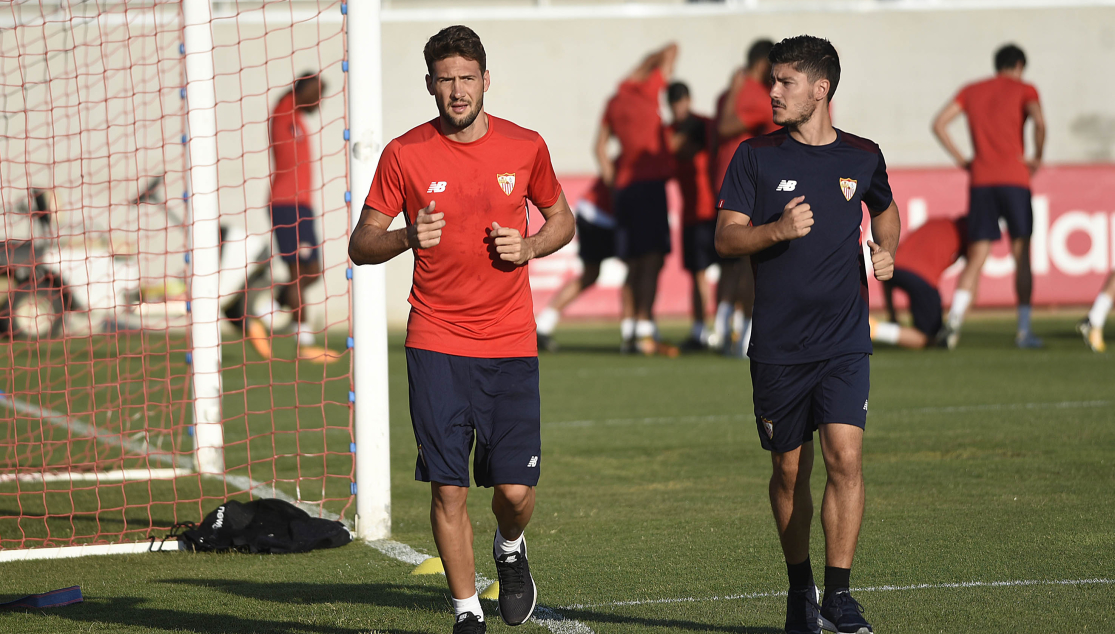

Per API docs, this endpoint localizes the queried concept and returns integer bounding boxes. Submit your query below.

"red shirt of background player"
[580,176,613,215]
[603,67,675,190]
[364,116,563,358]
[712,76,776,193]
[954,76,1040,188]
[894,217,968,289]
[269,92,314,207]
[669,115,717,225]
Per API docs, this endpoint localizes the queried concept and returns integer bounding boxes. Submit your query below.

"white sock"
[452,593,484,622]
[1089,292,1113,329]
[948,289,972,328]
[635,319,656,339]
[494,527,524,557]
[690,322,706,342]
[296,322,315,346]
[713,301,732,341]
[731,308,745,336]
[620,318,635,340]
[874,321,901,345]
[536,307,560,336]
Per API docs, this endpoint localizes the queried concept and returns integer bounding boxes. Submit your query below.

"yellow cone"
[410,557,444,575]
[479,581,499,600]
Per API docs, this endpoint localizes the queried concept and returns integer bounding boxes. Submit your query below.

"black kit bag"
[174,498,351,554]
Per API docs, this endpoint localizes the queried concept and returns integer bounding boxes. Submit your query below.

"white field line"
[544,400,1111,429]
[365,539,595,634]
[558,577,1115,611]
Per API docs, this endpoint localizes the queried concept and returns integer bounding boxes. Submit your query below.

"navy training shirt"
[718,128,894,364]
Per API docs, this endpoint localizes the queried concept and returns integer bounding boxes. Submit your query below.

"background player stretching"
[716,36,899,634]
[932,44,1046,349]
[349,26,574,634]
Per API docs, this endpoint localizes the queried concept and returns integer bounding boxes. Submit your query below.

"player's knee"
[494,484,533,512]
[431,483,469,514]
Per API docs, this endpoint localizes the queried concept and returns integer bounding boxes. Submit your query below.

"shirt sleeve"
[862,147,894,214]
[953,86,969,110]
[1023,83,1040,104]
[528,136,563,209]
[363,140,407,218]
[717,142,758,220]
[735,84,772,133]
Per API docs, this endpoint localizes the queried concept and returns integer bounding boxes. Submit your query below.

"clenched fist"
[774,195,813,241]
[868,240,893,281]
[407,201,445,249]
[491,221,533,266]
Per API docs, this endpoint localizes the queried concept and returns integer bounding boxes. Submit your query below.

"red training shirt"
[581,177,613,215]
[269,92,314,207]
[603,68,674,190]
[669,114,716,225]
[712,76,776,194]
[894,217,967,289]
[364,116,563,358]
[954,75,1040,188]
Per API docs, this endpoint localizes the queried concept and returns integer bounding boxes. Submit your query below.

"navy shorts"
[889,268,943,337]
[968,186,1033,242]
[270,204,320,265]
[614,180,671,260]
[405,348,541,488]
[682,220,720,272]
[576,216,616,264]
[750,353,870,453]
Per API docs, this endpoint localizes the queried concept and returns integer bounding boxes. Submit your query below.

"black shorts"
[270,204,320,265]
[614,180,671,260]
[968,186,1033,241]
[405,348,541,488]
[889,268,943,337]
[750,353,870,453]
[576,216,616,264]
[682,220,720,272]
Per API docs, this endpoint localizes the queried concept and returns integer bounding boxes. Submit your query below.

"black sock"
[787,557,814,590]
[824,566,851,598]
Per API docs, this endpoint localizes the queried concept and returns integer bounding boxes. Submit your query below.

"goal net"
[0,0,354,553]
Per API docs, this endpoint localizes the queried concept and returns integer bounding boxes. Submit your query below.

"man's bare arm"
[594,122,615,187]
[1025,100,1046,174]
[491,192,575,266]
[718,69,749,138]
[629,42,678,83]
[715,195,813,258]
[867,200,901,281]
[348,201,443,265]
[931,100,968,169]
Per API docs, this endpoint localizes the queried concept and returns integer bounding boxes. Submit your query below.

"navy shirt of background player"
[718,128,893,364]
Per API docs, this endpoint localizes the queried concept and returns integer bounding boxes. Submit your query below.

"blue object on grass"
[0,586,83,609]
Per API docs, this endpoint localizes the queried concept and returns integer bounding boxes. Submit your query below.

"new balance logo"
[775,180,797,192]
[527,456,538,468]
[427,181,447,193]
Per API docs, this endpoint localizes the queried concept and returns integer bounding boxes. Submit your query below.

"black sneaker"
[494,539,537,626]
[452,612,486,634]
[537,333,559,353]
[619,337,636,354]
[785,585,822,634]
[820,589,872,634]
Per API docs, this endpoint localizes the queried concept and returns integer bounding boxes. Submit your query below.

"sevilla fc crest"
[839,178,857,202]
[497,173,516,196]
[761,417,774,439]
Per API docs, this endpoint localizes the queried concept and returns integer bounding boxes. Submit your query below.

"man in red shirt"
[872,217,967,349]
[932,44,1046,349]
[348,26,573,634]
[666,81,718,349]
[269,72,325,348]
[595,43,677,354]
[709,39,774,355]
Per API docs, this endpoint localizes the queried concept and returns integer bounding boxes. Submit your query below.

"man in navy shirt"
[716,36,900,634]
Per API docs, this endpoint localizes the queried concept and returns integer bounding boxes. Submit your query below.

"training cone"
[297,344,343,364]
[246,319,272,360]
[410,557,444,575]
[479,581,499,600]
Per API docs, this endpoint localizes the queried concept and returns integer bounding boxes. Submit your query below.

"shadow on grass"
[557,606,783,633]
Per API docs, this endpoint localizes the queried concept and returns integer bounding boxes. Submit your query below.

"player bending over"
[716,35,899,634]
[1078,271,1114,352]
[932,44,1046,349]
[873,217,967,349]
[348,26,574,634]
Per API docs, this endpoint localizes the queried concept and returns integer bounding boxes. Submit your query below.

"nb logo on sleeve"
[775,180,797,192]
[426,181,447,193]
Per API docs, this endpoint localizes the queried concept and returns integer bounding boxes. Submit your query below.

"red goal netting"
[0,0,354,552]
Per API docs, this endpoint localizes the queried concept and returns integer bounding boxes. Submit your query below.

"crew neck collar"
[438,113,493,146]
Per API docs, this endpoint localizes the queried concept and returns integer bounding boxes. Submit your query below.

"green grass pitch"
[0,316,1112,633]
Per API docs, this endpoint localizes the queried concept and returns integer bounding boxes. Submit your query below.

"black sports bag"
[175,498,351,554]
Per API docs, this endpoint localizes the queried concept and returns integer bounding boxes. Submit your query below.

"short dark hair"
[746,39,774,69]
[667,81,690,104]
[769,35,841,101]
[424,25,486,76]
[294,71,323,95]
[994,44,1026,71]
